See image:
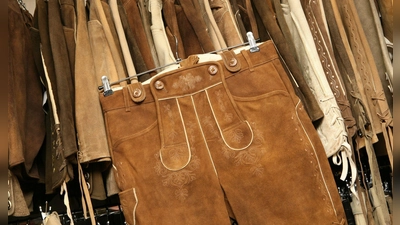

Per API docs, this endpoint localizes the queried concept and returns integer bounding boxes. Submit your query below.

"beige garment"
[8,170,30,217]
[42,212,62,225]
[281,0,357,192]
[109,0,137,78]
[201,0,227,49]
[90,0,127,81]
[149,0,176,66]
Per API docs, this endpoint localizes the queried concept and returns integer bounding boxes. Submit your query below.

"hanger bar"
[99,32,260,94]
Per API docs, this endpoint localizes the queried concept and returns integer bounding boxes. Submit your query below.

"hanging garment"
[59,0,76,82]
[375,0,392,43]
[227,0,247,40]
[323,0,392,224]
[163,0,187,59]
[8,170,30,217]
[47,0,78,160]
[230,0,259,40]
[178,0,216,53]
[74,0,114,202]
[137,0,161,68]
[32,0,73,193]
[99,41,346,225]
[353,0,393,115]
[42,211,63,225]
[89,0,127,81]
[149,0,176,66]
[75,0,112,167]
[8,0,45,180]
[299,0,357,139]
[251,0,324,123]
[100,0,128,77]
[118,0,156,78]
[208,0,244,46]
[336,0,393,155]
[201,0,228,49]
[279,0,357,194]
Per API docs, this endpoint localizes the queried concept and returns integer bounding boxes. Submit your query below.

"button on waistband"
[155,80,165,90]
[208,65,218,75]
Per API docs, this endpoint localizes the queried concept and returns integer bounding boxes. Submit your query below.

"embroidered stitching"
[215,89,233,122]
[172,73,203,91]
[230,128,244,143]
[163,103,178,141]
[221,122,265,176]
[154,147,200,202]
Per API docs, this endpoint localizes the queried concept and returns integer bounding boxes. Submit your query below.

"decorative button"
[84,172,90,180]
[229,58,237,67]
[86,182,91,190]
[155,80,164,90]
[133,88,142,98]
[208,65,218,75]
[8,200,11,210]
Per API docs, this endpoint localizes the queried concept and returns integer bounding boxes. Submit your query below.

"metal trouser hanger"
[98,32,260,96]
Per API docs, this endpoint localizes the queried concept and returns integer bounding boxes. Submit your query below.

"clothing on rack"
[8,0,393,224]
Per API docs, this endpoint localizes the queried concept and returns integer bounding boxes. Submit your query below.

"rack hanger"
[98,32,260,96]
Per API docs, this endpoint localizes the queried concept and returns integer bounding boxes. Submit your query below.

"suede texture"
[233,0,260,39]
[375,0,392,42]
[117,0,152,81]
[75,0,114,199]
[251,0,324,122]
[299,0,357,138]
[320,0,379,148]
[209,0,244,46]
[100,0,128,77]
[179,0,216,53]
[8,0,45,181]
[227,0,248,40]
[31,0,73,193]
[120,0,157,77]
[137,0,161,68]
[353,0,393,114]
[8,170,30,217]
[48,0,78,160]
[100,41,346,225]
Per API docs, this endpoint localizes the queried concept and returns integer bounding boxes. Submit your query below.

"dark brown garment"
[32,0,73,193]
[251,0,324,122]
[375,0,392,42]
[47,0,78,160]
[117,0,151,81]
[208,0,243,46]
[8,0,45,180]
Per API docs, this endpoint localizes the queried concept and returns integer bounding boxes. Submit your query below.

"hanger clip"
[101,76,114,97]
[246,32,259,53]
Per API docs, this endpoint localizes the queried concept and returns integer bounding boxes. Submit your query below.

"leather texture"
[100,41,346,225]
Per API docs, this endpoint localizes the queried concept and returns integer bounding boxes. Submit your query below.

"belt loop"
[220,50,241,72]
[241,50,254,72]
[122,87,131,112]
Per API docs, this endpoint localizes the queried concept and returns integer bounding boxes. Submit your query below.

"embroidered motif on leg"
[154,148,200,202]
[220,122,266,176]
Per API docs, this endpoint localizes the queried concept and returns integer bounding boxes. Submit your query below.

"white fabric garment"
[149,0,176,66]
[281,0,357,194]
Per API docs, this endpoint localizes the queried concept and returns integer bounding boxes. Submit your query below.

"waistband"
[100,40,279,111]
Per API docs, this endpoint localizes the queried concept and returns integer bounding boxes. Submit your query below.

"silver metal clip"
[101,76,114,97]
[246,32,259,53]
